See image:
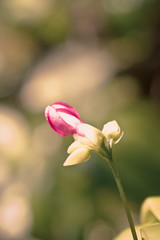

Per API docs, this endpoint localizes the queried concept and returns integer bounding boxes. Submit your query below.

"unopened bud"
[102,120,123,145]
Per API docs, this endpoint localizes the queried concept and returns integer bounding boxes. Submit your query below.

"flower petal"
[53,102,80,119]
[67,141,83,154]
[74,123,105,149]
[63,147,90,166]
[45,102,83,136]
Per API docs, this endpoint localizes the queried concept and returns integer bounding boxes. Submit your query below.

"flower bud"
[102,120,123,145]
[45,101,113,166]
[45,102,83,136]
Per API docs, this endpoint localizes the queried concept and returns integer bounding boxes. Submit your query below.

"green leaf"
[140,197,160,224]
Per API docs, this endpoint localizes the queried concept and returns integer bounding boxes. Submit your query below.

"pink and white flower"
[45,102,83,136]
[45,102,122,166]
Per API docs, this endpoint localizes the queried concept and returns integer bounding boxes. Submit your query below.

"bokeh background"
[0,0,160,239]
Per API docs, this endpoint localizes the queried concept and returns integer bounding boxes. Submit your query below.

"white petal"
[63,147,90,166]
[67,141,82,154]
[58,112,80,126]
[74,123,104,148]
[102,120,120,135]
[53,104,67,109]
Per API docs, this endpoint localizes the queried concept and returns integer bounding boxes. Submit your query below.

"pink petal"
[52,102,80,119]
[45,103,83,136]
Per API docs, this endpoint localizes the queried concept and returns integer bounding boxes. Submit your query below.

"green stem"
[102,154,138,240]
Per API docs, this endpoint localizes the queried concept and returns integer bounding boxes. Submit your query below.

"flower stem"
[102,154,138,240]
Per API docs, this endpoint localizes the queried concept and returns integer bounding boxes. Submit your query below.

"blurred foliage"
[0,0,160,239]
[115,196,160,240]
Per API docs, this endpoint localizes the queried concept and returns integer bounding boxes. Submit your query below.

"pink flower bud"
[45,102,83,136]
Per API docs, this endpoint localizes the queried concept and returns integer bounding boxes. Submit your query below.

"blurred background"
[0,0,160,239]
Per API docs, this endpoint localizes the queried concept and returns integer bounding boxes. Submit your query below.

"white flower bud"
[102,120,123,145]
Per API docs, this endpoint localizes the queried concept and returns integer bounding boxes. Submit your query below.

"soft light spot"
[0,195,32,238]
[0,106,30,160]
[3,0,53,22]
[19,43,115,113]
